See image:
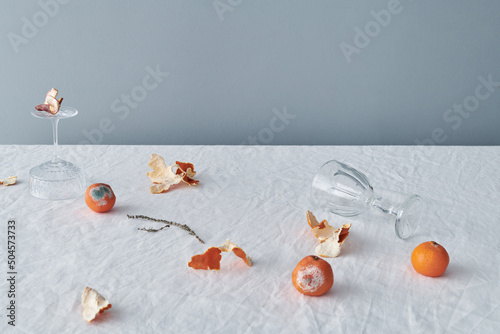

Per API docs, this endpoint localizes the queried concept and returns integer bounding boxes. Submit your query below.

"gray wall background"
[1,0,499,145]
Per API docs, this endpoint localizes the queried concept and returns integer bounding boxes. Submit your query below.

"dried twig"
[127,214,205,244]
[137,225,170,233]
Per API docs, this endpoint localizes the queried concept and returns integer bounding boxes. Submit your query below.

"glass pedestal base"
[29,158,87,200]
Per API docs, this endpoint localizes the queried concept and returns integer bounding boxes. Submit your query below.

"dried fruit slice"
[188,240,252,270]
[0,175,17,186]
[306,211,351,258]
[188,247,222,270]
[81,287,112,322]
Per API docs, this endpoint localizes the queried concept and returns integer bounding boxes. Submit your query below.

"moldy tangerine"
[85,183,116,213]
[292,255,334,296]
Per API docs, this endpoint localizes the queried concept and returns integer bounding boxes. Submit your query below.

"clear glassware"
[311,160,423,239]
[29,106,87,200]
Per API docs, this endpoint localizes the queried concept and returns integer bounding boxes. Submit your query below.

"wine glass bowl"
[311,160,374,217]
[311,160,422,239]
[29,106,87,200]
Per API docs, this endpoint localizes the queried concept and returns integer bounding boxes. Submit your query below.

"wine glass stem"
[51,118,60,162]
[371,197,398,216]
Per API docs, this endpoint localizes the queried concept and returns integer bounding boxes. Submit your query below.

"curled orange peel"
[306,211,351,258]
[147,154,199,193]
[0,176,17,186]
[81,287,111,322]
[176,161,199,186]
[35,88,63,114]
[218,240,253,267]
[188,240,252,270]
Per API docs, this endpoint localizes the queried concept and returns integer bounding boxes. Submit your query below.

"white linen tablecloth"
[0,145,499,333]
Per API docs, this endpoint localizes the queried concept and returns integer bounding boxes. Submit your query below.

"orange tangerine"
[411,241,449,277]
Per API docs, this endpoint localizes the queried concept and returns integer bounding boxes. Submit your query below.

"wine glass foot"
[394,195,422,239]
[29,159,87,200]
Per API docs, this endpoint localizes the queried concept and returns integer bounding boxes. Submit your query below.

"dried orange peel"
[188,240,252,270]
[35,88,63,114]
[0,176,17,186]
[81,287,112,322]
[306,210,351,258]
[147,154,199,193]
[175,161,199,186]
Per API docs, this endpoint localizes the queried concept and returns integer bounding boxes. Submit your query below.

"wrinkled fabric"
[0,145,499,333]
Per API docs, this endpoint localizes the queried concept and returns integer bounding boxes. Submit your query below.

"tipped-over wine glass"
[311,160,423,239]
[29,106,87,199]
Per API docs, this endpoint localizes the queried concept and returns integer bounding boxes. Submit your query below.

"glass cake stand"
[29,107,87,200]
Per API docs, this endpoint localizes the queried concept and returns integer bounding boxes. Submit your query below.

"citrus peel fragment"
[188,247,222,270]
[176,161,199,186]
[147,154,199,193]
[35,88,63,114]
[81,287,111,322]
[306,211,351,258]
[0,176,17,186]
[218,240,253,266]
[188,240,252,270]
